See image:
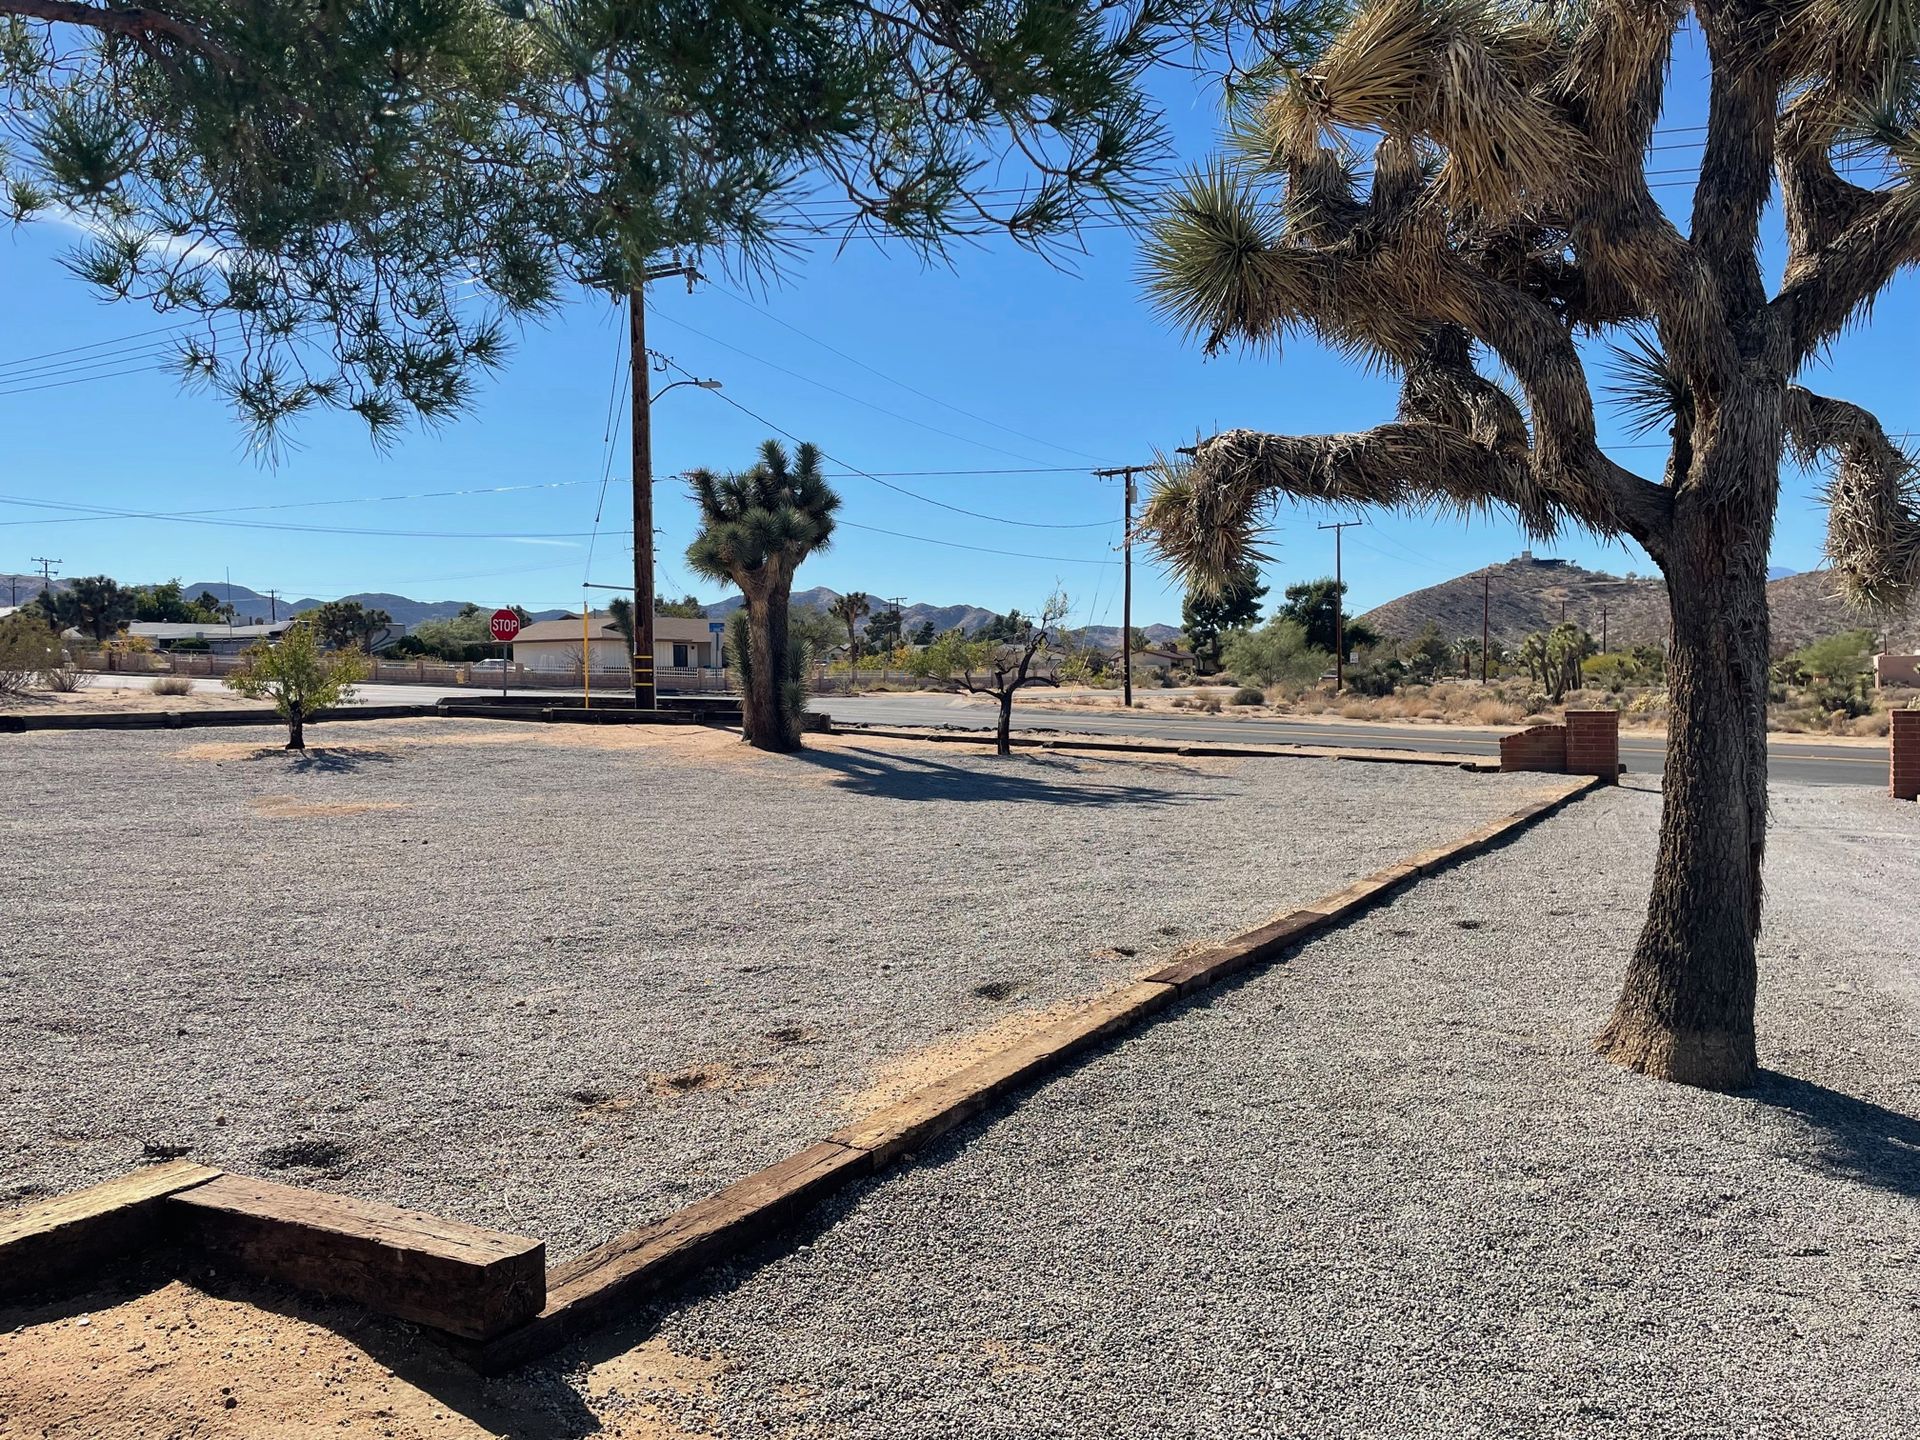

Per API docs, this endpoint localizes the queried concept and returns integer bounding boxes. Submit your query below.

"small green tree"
[0,613,62,698]
[1221,616,1328,686]
[685,440,840,752]
[913,594,1069,755]
[223,621,370,750]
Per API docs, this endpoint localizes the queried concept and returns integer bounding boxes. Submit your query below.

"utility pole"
[1317,520,1363,692]
[1092,465,1148,707]
[1481,569,1490,683]
[1599,604,1609,654]
[881,595,905,684]
[630,260,700,710]
[265,589,280,622]
[32,556,59,599]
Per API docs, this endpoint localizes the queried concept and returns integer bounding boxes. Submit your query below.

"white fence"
[81,650,736,695]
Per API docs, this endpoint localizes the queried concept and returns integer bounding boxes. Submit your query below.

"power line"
[0,478,601,528]
[656,355,1117,531]
[649,309,1073,470]
[707,284,1108,465]
[838,518,1118,566]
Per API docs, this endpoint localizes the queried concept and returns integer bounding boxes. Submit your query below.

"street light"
[651,377,722,403]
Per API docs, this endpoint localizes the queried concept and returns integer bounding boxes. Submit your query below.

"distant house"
[127,620,295,654]
[1111,645,1193,675]
[509,613,724,674]
[1875,652,1920,689]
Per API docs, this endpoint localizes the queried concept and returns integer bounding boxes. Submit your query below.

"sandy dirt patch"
[0,1276,725,1440]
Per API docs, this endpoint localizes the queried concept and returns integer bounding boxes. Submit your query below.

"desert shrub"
[151,675,194,696]
[1342,653,1403,697]
[1582,653,1640,692]
[1222,618,1329,686]
[1470,699,1522,725]
[40,660,91,692]
[1196,692,1224,713]
[1849,711,1891,737]
[1229,685,1265,706]
[0,615,61,697]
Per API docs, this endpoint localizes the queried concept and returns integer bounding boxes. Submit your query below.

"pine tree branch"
[0,0,237,71]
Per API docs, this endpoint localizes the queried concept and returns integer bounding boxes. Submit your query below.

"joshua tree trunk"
[743,581,798,753]
[1596,488,1774,1090]
[845,621,858,695]
[285,698,306,751]
[995,692,1014,756]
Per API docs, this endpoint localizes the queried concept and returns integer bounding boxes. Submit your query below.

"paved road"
[79,674,1887,786]
[814,693,1887,789]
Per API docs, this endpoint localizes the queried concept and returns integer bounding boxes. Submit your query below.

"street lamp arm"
[650,377,722,404]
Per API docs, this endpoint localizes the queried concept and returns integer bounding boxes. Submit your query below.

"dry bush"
[1197,692,1224,714]
[1848,711,1891,737]
[1469,698,1521,724]
[150,675,195,696]
[40,661,91,693]
[1229,686,1265,706]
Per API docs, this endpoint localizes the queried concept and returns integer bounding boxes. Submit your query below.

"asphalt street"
[813,693,1888,789]
[74,674,1888,786]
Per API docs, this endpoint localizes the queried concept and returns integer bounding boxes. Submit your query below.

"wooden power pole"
[1481,570,1490,683]
[629,261,700,710]
[1317,520,1363,692]
[1092,465,1148,707]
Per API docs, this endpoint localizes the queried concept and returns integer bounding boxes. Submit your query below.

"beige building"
[1875,652,1920,689]
[509,613,724,674]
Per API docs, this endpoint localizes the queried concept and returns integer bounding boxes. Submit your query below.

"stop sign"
[489,608,521,643]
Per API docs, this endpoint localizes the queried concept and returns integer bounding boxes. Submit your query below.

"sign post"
[488,609,521,699]
[709,620,725,692]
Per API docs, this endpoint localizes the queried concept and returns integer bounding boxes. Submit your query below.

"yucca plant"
[1143,0,1920,1089]
[686,441,839,752]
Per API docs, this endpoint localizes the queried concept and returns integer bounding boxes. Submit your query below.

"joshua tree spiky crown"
[1142,0,1920,611]
[684,439,840,596]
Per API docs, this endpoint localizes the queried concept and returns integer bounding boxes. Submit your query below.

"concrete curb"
[0,703,439,733]
[833,722,1497,771]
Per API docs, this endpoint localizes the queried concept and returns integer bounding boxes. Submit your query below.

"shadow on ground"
[238,745,401,774]
[1753,1070,1920,1200]
[789,744,1209,808]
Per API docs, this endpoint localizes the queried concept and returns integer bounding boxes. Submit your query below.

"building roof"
[129,621,294,640]
[513,612,721,645]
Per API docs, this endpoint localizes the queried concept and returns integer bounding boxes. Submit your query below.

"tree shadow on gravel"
[791,745,1206,808]
[237,745,401,773]
[1751,1071,1920,1200]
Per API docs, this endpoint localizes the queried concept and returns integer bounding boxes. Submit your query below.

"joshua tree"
[1184,559,1270,673]
[686,441,840,752]
[1143,0,1920,1089]
[913,594,1070,755]
[830,591,873,692]
[37,576,135,642]
[309,601,393,654]
[224,620,370,750]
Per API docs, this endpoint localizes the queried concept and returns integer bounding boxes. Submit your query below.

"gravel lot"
[622,779,1920,1440]
[0,719,1555,1256]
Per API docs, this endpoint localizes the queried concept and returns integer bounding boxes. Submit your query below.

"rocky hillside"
[1361,553,1920,655]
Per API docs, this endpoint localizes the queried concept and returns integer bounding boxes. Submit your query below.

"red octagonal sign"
[489,608,522,643]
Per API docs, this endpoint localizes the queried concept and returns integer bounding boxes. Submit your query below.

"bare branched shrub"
[40,662,92,693]
[151,675,195,696]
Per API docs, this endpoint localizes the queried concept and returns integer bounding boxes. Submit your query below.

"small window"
[672,643,690,668]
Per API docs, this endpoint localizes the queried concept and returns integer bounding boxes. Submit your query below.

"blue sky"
[1,25,1913,628]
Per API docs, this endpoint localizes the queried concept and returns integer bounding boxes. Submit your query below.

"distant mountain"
[707,585,1180,651]
[1767,566,1800,582]
[1360,553,1920,656]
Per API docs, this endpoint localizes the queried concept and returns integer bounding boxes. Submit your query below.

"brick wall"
[1893,710,1920,802]
[1565,709,1621,782]
[1500,724,1567,773]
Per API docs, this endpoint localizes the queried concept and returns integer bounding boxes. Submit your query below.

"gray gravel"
[619,778,1920,1439]
[0,719,1555,1256]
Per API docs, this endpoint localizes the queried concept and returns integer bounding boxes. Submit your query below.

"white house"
[509,613,725,674]
[126,620,296,654]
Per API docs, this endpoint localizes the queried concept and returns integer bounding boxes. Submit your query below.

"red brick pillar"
[1564,709,1620,781]
[1893,710,1920,801]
